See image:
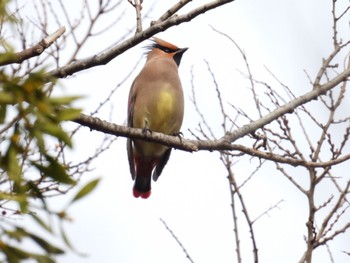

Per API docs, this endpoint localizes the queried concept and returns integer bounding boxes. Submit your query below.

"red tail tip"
[133,189,151,199]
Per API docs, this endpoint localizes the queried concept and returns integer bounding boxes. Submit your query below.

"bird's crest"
[145,37,180,54]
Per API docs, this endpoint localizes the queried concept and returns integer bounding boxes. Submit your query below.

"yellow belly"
[133,87,183,157]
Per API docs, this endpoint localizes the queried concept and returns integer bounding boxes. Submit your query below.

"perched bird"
[127,37,188,198]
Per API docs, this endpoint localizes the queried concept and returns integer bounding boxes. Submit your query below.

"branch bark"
[0,27,66,66]
[152,0,192,24]
[48,0,235,79]
[128,0,143,33]
[223,64,350,143]
[72,64,350,163]
[160,218,195,263]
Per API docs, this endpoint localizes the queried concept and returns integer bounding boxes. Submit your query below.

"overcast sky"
[9,0,350,262]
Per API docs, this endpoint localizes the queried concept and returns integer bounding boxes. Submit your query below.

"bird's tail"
[133,175,151,199]
[133,157,157,199]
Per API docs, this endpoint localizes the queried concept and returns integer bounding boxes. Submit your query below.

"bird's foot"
[172,131,183,143]
[142,127,152,135]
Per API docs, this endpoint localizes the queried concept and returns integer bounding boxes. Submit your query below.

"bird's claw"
[172,131,183,143]
[142,127,152,135]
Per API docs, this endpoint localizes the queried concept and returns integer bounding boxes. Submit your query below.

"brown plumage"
[127,37,188,198]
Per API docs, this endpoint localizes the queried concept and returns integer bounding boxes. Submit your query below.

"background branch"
[160,218,195,263]
[0,26,66,66]
[152,0,192,24]
[72,63,350,161]
[128,0,143,33]
[48,0,234,79]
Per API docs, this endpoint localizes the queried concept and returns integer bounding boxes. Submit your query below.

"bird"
[127,37,188,199]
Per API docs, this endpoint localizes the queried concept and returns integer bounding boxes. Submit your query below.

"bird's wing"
[127,93,136,180]
[152,148,172,182]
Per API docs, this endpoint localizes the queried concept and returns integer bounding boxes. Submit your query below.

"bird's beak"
[174,47,188,66]
[178,47,188,55]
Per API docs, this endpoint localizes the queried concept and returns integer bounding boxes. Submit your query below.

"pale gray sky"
[9,0,349,262]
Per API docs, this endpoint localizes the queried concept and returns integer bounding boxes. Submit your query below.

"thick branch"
[0,27,66,66]
[73,113,199,152]
[74,64,349,148]
[73,113,350,168]
[48,0,234,78]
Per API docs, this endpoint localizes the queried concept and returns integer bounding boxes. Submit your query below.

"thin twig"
[159,218,194,263]
[252,199,284,224]
[152,0,192,24]
[48,0,235,78]
[224,157,242,263]
[226,158,258,263]
[128,0,143,33]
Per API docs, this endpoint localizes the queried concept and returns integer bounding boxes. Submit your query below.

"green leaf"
[49,96,81,105]
[71,178,100,204]
[0,52,18,66]
[46,156,76,185]
[32,128,46,153]
[0,192,26,203]
[33,155,76,185]
[60,224,74,250]
[31,213,52,233]
[3,244,56,263]
[0,104,7,122]
[0,91,14,104]
[27,232,64,254]
[6,227,64,255]
[34,255,55,263]
[4,228,26,241]
[4,244,31,260]
[56,108,81,121]
[59,224,88,257]
[41,122,72,147]
[5,145,21,181]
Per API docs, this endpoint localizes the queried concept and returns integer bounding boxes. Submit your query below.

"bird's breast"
[133,82,184,157]
[156,88,175,120]
[145,83,183,134]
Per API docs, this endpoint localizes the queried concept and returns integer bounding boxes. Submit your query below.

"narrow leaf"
[4,245,31,260]
[31,213,52,233]
[0,104,7,122]
[60,223,88,257]
[56,108,81,121]
[71,178,100,204]
[27,232,64,254]
[41,122,72,147]
[49,96,81,105]
[33,155,76,185]
[0,92,14,104]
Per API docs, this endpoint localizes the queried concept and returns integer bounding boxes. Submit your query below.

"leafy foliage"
[0,1,99,262]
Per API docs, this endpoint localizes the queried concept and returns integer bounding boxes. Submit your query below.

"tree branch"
[223,64,350,143]
[152,0,192,24]
[128,0,143,33]
[73,112,198,152]
[160,218,194,263]
[48,0,235,78]
[225,156,258,263]
[0,26,66,66]
[72,64,350,166]
[73,112,350,168]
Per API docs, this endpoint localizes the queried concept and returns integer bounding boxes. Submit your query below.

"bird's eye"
[151,43,177,53]
[160,46,174,53]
